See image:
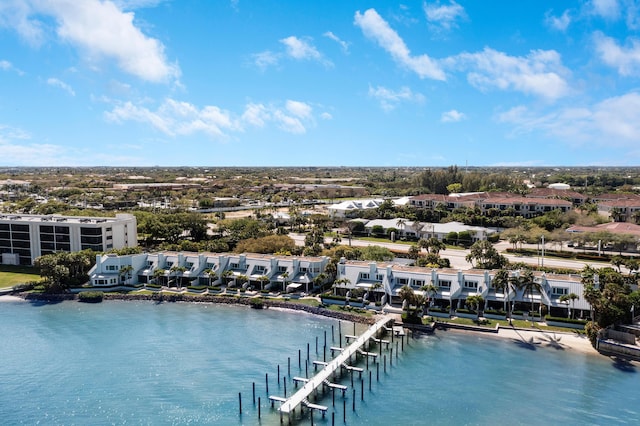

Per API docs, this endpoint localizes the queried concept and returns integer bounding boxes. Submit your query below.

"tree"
[169,265,187,288]
[465,294,484,320]
[153,268,166,286]
[398,285,417,316]
[257,275,270,291]
[332,278,351,296]
[559,293,579,319]
[280,271,289,292]
[465,240,508,269]
[360,245,394,262]
[203,268,217,287]
[491,269,510,315]
[119,265,134,285]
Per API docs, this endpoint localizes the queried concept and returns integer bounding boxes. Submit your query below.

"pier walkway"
[277,315,395,415]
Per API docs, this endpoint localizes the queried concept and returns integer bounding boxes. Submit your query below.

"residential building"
[336,260,594,319]
[0,213,137,266]
[89,251,329,293]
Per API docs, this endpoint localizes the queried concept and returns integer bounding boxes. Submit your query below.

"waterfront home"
[89,251,330,293]
[335,259,592,318]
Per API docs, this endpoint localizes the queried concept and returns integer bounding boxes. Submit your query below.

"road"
[289,234,618,272]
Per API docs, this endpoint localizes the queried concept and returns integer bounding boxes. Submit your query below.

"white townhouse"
[89,251,330,293]
[336,259,593,319]
[0,213,137,266]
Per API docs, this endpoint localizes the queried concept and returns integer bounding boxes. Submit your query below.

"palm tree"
[465,294,484,320]
[398,285,416,316]
[396,218,406,238]
[492,269,510,315]
[119,265,134,285]
[312,273,327,293]
[332,278,351,296]
[170,265,187,289]
[203,268,217,287]
[421,283,438,310]
[257,275,270,291]
[280,271,289,293]
[236,274,249,290]
[515,270,541,314]
[222,270,235,288]
[153,268,166,286]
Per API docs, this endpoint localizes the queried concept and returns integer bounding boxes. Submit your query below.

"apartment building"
[0,213,137,266]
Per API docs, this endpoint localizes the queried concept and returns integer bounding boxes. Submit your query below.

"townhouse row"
[90,251,600,319]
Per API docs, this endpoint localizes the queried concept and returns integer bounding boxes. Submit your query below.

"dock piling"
[238,392,242,414]
[266,373,269,394]
[258,397,261,419]
[252,382,255,405]
[288,357,291,377]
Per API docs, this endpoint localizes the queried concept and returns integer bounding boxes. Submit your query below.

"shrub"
[249,298,264,309]
[146,283,161,289]
[12,282,36,292]
[428,307,449,313]
[584,321,601,347]
[455,308,476,315]
[187,285,207,291]
[78,291,103,303]
[484,309,506,316]
[544,315,588,325]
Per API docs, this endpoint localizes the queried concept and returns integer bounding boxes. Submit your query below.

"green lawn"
[433,316,585,334]
[0,265,42,289]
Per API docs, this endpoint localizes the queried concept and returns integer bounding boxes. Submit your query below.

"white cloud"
[354,8,446,80]
[106,98,323,137]
[0,124,67,166]
[320,112,333,120]
[47,77,75,96]
[0,0,179,83]
[252,51,280,70]
[497,92,640,147]
[286,100,313,119]
[589,0,621,20]
[368,85,425,111]
[453,47,571,100]
[441,109,466,122]
[423,1,466,31]
[323,31,350,53]
[545,9,572,31]
[593,31,640,76]
[280,36,332,66]
[0,1,46,46]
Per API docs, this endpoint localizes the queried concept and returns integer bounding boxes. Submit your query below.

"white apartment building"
[89,251,330,292]
[0,213,137,265]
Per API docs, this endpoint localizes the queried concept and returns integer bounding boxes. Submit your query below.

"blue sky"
[1,0,639,167]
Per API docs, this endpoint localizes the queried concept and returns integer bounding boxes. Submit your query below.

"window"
[299,267,308,273]
[438,280,451,289]
[464,281,478,289]
[230,262,239,269]
[375,274,384,281]
[254,265,265,273]
[278,265,288,272]
[414,280,425,287]
[360,272,370,280]
[397,278,408,285]
[552,287,568,296]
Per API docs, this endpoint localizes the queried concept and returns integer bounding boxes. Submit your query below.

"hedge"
[544,315,588,325]
[78,291,104,303]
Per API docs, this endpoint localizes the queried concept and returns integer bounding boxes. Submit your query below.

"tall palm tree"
[280,271,289,292]
[222,270,235,288]
[515,270,540,314]
[170,265,187,289]
[398,285,416,316]
[421,283,438,309]
[492,269,510,315]
[396,218,406,238]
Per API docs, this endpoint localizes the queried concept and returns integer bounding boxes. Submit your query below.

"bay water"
[1,299,638,425]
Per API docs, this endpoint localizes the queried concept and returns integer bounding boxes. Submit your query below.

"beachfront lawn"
[326,304,373,318]
[0,265,42,289]
[286,298,321,307]
[435,316,585,334]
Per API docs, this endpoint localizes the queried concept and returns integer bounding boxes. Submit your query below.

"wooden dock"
[276,315,395,415]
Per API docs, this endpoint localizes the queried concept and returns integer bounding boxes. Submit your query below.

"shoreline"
[0,292,619,360]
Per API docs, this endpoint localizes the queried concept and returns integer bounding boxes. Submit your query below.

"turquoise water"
[1,299,638,425]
